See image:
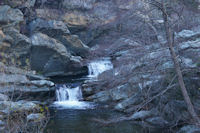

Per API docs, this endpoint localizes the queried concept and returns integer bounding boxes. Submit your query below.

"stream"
[44,58,149,133]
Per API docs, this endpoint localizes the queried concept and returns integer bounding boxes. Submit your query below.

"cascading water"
[53,58,113,109]
[56,85,82,102]
[54,85,92,109]
[87,58,113,78]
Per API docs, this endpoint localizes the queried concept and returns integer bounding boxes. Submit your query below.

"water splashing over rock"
[88,58,113,78]
[54,85,93,109]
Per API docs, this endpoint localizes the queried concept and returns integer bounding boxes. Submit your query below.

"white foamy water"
[54,85,94,109]
[88,58,113,78]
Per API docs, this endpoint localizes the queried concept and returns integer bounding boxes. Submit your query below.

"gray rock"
[0,115,4,120]
[176,125,200,133]
[29,18,89,57]
[30,32,87,77]
[2,27,31,65]
[62,0,96,10]
[58,34,89,57]
[179,38,200,50]
[26,74,47,80]
[114,93,143,111]
[0,120,5,131]
[0,66,55,101]
[77,27,106,46]
[31,33,71,58]
[27,113,45,122]
[87,91,111,102]
[3,27,31,49]
[180,57,197,68]
[176,30,197,38]
[29,18,70,37]
[31,80,55,87]
[109,83,134,101]
[25,0,36,8]
[145,117,169,127]
[0,93,8,101]
[0,62,34,75]
[130,110,154,120]
[0,101,38,114]
[0,120,5,126]
[176,28,200,39]
[0,84,55,102]
[62,12,90,33]
[0,5,23,25]
[0,73,29,84]
[30,33,76,75]
[162,100,189,123]
[146,48,170,60]
[82,87,94,96]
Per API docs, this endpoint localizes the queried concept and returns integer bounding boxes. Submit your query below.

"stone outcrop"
[0,62,55,101]
[0,3,90,78]
[30,32,87,77]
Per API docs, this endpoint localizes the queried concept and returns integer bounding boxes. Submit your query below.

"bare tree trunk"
[161,3,200,125]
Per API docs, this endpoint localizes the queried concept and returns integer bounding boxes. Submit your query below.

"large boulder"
[30,33,87,77]
[29,18,89,57]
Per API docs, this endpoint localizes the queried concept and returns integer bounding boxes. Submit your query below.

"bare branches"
[92,75,177,126]
[160,0,200,125]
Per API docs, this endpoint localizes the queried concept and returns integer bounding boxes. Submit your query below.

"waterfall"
[56,85,82,102]
[54,58,113,109]
[54,85,92,109]
[88,58,113,78]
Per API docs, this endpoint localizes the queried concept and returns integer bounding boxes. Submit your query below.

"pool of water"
[45,108,147,133]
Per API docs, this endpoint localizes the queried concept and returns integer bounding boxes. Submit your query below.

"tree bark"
[161,3,200,125]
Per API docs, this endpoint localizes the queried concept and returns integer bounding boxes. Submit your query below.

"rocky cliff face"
[0,0,200,131]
